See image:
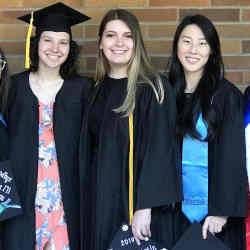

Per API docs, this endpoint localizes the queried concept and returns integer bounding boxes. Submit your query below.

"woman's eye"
[183,39,190,44]
[106,34,114,37]
[200,41,208,46]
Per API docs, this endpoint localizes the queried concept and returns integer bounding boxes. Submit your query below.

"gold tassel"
[25,11,34,69]
[129,114,134,225]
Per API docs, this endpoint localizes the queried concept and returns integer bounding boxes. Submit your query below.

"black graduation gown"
[170,79,247,250]
[0,121,8,162]
[244,86,250,104]
[0,120,8,250]
[80,76,182,250]
[2,71,92,250]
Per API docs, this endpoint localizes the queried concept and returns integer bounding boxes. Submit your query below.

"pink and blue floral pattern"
[35,102,69,250]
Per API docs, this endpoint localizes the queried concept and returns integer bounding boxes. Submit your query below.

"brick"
[150,0,210,6]
[7,57,25,74]
[145,40,172,54]
[22,0,83,8]
[85,24,147,39]
[180,9,239,22]
[0,0,22,8]
[0,11,30,24]
[86,25,99,39]
[148,24,177,38]
[82,10,107,24]
[224,71,243,84]
[0,26,28,40]
[151,56,169,71]
[78,57,87,72]
[242,40,250,54]
[80,41,98,54]
[0,41,25,54]
[244,72,250,84]
[242,10,250,22]
[216,24,250,38]
[221,40,241,54]
[0,25,82,41]
[223,56,250,70]
[130,9,177,22]
[85,0,147,7]
[212,0,250,6]
[71,26,84,39]
[86,57,96,71]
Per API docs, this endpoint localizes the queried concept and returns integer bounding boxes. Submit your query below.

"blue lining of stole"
[0,113,6,127]
[182,113,208,223]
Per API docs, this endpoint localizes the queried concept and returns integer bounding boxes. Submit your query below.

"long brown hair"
[95,9,164,116]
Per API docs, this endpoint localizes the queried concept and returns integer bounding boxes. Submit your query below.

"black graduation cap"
[18,2,91,68]
[172,222,230,250]
[108,223,168,250]
[0,160,22,221]
[18,2,90,35]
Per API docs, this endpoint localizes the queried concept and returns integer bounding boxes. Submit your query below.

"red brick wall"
[1,0,250,89]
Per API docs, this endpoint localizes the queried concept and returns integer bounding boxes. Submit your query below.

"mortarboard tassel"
[25,11,34,69]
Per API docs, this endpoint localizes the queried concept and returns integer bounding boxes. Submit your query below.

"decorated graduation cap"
[108,223,168,250]
[172,222,230,250]
[0,160,22,221]
[18,2,91,69]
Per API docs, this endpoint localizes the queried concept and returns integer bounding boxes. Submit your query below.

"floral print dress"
[35,101,70,250]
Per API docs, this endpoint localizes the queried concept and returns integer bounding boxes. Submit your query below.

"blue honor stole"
[182,114,208,223]
[0,113,6,127]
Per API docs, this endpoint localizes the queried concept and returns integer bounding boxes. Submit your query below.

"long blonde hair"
[95,9,164,116]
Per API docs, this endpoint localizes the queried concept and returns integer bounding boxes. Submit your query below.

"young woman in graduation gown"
[167,15,247,249]
[80,9,182,250]
[2,3,92,250]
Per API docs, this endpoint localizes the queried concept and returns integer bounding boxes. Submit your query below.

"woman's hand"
[131,208,151,245]
[202,216,228,239]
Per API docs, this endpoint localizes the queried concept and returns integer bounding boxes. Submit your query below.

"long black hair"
[168,14,224,140]
[29,32,80,79]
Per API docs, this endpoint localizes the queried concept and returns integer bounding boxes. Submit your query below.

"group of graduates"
[0,1,248,250]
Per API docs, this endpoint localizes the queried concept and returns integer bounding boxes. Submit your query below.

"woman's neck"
[32,68,62,87]
[36,64,62,81]
[184,71,202,93]
[29,71,64,104]
[109,66,128,79]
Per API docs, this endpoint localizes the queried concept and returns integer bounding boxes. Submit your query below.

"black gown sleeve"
[208,80,247,217]
[244,85,250,106]
[79,76,94,116]
[135,78,182,210]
